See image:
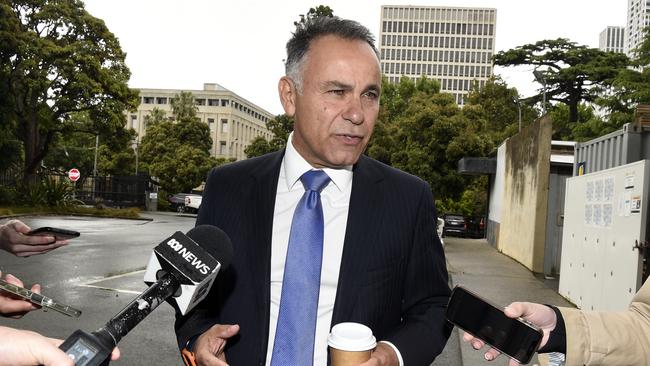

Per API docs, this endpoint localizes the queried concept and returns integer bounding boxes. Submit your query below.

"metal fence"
[0,171,157,208]
[72,174,157,208]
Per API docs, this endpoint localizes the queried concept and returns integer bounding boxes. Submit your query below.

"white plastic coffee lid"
[327,322,377,351]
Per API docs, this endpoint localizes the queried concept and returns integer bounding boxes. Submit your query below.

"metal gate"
[559,160,649,311]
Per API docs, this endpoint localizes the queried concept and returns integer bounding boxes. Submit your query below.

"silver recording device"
[0,278,82,317]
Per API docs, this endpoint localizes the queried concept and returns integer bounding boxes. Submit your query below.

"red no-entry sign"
[68,168,80,182]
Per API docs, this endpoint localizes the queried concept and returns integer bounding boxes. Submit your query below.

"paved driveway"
[0,212,196,365]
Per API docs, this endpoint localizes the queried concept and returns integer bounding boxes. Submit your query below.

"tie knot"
[300,170,330,193]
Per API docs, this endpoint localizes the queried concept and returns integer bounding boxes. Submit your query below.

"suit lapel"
[331,156,385,325]
[247,150,284,352]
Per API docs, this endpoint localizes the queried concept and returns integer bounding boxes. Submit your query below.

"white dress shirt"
[265,133,351,365]
[265,134,403,366]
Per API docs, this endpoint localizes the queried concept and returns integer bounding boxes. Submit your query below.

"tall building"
[625,0,650,57]
[379,5,497,105]
[128,83,274,161]
[599,26,625,53]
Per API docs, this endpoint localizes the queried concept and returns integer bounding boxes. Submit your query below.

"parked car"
[436,217,445,246]
[184,194,203,214]
[442,213,466,237]
[465,216,486,238]
[167,193,200,213]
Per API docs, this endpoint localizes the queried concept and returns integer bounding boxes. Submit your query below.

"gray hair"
[285,16,379,92]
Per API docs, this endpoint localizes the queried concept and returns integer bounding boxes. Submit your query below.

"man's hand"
[0,326,120,366]
[194,324,240,366]
[462,302,557,365]
[358,342,399,366]
[0,220,69,257]
[0,272,40,318]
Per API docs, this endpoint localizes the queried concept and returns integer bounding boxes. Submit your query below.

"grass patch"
[0,205,142,219]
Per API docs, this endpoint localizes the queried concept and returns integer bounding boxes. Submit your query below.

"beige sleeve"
[558,280,650,366]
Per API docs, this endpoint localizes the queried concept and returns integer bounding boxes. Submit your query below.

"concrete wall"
[498,116,552,272]
[487,143,506,247]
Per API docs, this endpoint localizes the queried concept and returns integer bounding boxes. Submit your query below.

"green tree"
[244,136,273,158]
[602,27,650,118]
[171,91,199,122]
[494,39,629,122]
[44,111,137,177]
[463,76,539,144]
[368,76,492,203]
[245,114,294,158]
[139,96,216,193]
[548,103,625,141]
[294,5,334,29]
[0,0,139,184]
[246,6,332,159]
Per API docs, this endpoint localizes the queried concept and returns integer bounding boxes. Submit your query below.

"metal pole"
[135,140,139,175]
[518,102,522,132]
[92,134,99,201]
[533,69,548,115]
[93,134,99,177]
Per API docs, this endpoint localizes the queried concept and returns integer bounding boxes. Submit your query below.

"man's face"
[279,35,381,169]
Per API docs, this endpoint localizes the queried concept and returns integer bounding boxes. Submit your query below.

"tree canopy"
[494,38,629,123]
[0,0,139,183]
[294,5,334,29]
[138,93,219,194]
[367,76,494,213]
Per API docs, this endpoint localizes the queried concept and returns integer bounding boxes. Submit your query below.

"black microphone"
[58,225,233,366]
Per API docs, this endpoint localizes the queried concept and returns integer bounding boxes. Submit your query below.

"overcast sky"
[83,0,627,115]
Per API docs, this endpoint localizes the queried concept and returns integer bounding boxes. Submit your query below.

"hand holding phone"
[1,221,77,257]
[446,286,543,364]
[27,226,80,240]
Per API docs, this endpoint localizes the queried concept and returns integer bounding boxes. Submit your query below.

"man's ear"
[278,76,296,117]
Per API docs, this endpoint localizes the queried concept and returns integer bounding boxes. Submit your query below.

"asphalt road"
[0,213,464,366]
[0,212,196,365]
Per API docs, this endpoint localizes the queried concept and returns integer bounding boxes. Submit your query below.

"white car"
[437,217,445,246]
[184,194,202,214]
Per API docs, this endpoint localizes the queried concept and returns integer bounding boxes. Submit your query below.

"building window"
[219,141,227,155]
[208,99,219,106]
[221,99,229,107]
[195,99,206,106]
[221,119,229,133]
[143,97,154,104]
[156,97,167,104]
[208,118,215,125]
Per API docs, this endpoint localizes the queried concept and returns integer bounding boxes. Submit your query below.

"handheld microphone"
[58,225,233,366]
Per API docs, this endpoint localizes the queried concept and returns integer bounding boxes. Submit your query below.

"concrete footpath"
[432,237,574,366]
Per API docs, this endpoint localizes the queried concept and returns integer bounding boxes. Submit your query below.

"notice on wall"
[585,176,615,227]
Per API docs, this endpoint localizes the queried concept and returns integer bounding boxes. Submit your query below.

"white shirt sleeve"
[379,340,404,366]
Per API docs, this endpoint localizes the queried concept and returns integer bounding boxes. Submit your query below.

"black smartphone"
[445,286,543,364]
[28,226,80,240]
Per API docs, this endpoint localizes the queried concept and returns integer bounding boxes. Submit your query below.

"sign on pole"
[68,168,80,182]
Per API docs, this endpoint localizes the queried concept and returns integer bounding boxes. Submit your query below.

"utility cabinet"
[559,160,650,311]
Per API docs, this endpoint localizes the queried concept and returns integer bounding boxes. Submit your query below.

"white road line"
[77,269,146,295]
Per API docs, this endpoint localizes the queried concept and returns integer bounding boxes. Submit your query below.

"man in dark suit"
[175,16,451,366]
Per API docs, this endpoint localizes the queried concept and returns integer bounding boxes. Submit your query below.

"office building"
[625,0,650,57]
[379,5,497,105]
[128,83,273,161]
[599,26,625,53]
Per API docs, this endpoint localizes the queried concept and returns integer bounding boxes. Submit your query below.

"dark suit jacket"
[175,150,451,365]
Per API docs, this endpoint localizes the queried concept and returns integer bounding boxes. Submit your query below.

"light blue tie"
[271,170,330,366]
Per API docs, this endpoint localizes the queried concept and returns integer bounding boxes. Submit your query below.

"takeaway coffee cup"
[327,322,377,366]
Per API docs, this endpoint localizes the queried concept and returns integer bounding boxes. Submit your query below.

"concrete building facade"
[599,26,625,53]
[625,0,650,57]
[378,5,497,105]
[128,83,274,161]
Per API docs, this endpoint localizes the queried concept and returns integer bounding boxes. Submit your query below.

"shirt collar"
[283,132,353,192]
